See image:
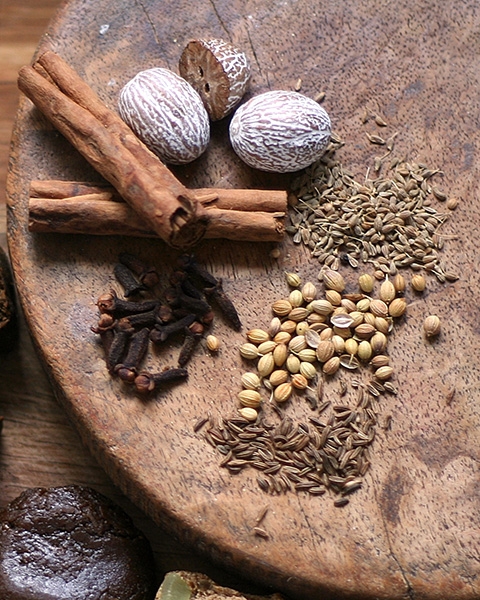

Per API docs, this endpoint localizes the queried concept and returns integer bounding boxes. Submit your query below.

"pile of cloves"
[92,252,241,395]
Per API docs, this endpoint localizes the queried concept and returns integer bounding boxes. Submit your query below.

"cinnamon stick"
[18,51,209,248]
[28,196,285,242]
[29,180,288,213]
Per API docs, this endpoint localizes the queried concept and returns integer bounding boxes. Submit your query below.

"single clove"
[97,290,159,316]
[118,252,160,288]
[177,254,218,287]
[150,313,197,344]
[205,280,242,330]
[114,262,146,297]
[91,312,116,333]
[178,324,204,367]
[174,285,212,316]
[113,327,151,382]
[106,318,135,372]
[122,307,159,329]
[134,368,188,394]
[157,303,174,323]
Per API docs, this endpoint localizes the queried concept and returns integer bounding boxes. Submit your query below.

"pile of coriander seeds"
[201,267,416,506]
[238,268,401,417]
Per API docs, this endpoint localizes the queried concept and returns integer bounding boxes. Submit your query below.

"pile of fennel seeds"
[287,138,459,283]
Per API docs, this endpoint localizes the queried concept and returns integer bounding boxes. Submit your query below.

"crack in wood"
[134,0,161,47]
[372,484,415,599]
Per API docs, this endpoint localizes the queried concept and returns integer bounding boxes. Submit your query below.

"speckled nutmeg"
[229,90,331,173]
[179,38,251,121]
[118,67,210,165]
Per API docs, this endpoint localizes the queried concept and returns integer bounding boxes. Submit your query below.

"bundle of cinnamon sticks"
[17,51,288,246]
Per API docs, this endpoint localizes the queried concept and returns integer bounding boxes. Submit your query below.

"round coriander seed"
[370,354,390,368]
[289,289,305,307]
[356,298,371,313]
[357,340,373,362]
[393,274,406,293]
[257,340,277,355]
[291,373,309,390]
[285,271,301,287]
[310,299,334,316]
[286,354,301,373]
[273,343,288,366]
[370,331,388,354]
[272,299,293,317]
[344,338,358,356]
[322,355,340,375]
[257,352,275,377]
[273,331,291,345]
[316,340,335,363]
[389,297,407,318]
[246,328,270,344]
[269,369,289,387]
[411,274,426,292]
[206,334,220,351]
[240,343,259,360]
[424,315,441,337]
[274,382,293,403]
[238,389,262,408]
[299,361,317,380]
[301,281,317,302]
[296,321,309,336]
[268,316,282,337]
[280,320,297,334]
[374,365,394,381]
[358,273,374,293]
[369,298,389,318]
[238,407,258,421]
[325,289,342,306]
[297,348,317,363]
[288,335,308,354]
[241,372,261,390]
[380,279,396,303]
[321,268,345,292]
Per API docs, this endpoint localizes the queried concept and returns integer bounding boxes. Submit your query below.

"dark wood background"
[0,1,267,595]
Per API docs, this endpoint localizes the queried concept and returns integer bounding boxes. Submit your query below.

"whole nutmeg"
[229,90,331,172]
[118,67,210,164]
[179,38,251,121]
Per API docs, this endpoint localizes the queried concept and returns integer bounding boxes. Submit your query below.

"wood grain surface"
[0,1,268,597]
[5,0,480,598]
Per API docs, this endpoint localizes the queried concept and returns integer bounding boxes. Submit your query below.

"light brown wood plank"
[1,2,267,596]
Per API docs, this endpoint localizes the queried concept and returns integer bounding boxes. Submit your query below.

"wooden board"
[6,0,480,598]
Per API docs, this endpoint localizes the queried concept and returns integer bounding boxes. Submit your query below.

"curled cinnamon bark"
[18,51,209,248]
[28,196,286,242]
